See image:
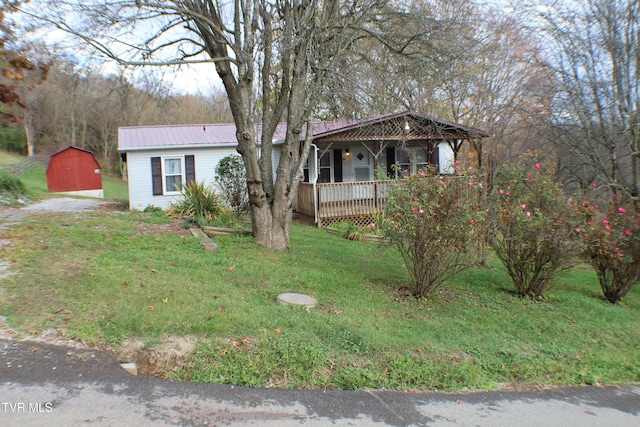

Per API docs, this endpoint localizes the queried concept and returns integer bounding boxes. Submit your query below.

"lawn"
[0,205,638,391]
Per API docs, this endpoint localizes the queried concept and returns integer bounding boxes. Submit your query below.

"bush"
[0,170,28,206]
[167,181,231,225]
[576,192,640,303]
[0,124,27,154]
[380,166,487,299]
[215,155,249,212]
[0,170,26,193]
[490,162,580,298]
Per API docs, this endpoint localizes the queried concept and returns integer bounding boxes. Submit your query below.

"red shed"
[46,146,104,198]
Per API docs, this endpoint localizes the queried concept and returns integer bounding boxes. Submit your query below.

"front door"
[353,147,371,181]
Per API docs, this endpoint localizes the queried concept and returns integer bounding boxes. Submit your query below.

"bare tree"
[18,0,392,249]
[520,0,640,198]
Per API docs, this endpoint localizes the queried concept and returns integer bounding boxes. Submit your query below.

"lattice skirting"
[319,215,376,229]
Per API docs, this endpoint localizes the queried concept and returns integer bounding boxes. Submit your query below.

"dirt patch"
[116,336,197,377]
[134,218,192,237]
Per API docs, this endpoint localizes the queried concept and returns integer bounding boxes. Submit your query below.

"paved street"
[1,338,639,426]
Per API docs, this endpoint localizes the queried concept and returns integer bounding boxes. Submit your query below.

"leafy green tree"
[215,154,248,212]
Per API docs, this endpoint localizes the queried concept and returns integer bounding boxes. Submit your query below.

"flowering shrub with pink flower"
[490,163,580,298]
[380,166,487,299]
[575,193,640,303]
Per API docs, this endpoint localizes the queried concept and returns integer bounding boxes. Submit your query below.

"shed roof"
[118,111,489,151]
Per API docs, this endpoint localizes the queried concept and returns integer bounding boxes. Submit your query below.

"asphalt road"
[0,338,639,427]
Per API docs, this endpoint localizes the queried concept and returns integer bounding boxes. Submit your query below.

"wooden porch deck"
[297,181,391,228]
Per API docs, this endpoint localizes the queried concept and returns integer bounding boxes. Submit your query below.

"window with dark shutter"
[151,157,163,195]
[185,155,195,184]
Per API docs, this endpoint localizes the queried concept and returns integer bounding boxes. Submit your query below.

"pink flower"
[624,230,631,236]
[603,219,609,225]
[469,219,475,225]
[534,163,541,169]
[369,223,376,229]
[587,221,593,226]
[412,207,417,211]
[419,170,426,177]
[526,211,531,217]
[614,247,620,252]
[574,227,581,233]
[618,207,627,214]
[521,204,526,210]
[499,189,505,195]
[468,182,474,187]
[605,225,611,232]
[418,209,424,215]
[619,253,624,257]
[591,182,597,189]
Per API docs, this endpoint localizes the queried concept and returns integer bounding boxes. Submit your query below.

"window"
[164,157,183,193]
[319,152,332,183]
[393,148,430,177]
[415,149,429,172]
[151,155,195,196]
[395,149,411,177]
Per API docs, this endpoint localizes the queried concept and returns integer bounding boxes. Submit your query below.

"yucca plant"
[167,181,230,225]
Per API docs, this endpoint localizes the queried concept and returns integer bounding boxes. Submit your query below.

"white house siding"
[126,146,238,210]
[438,142,455,174]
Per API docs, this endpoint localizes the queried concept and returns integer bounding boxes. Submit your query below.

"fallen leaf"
[274,328,282,334]
[162,298,168,304]
[122,281,129,286]
[242,337,253,345]
[149,306,155,311]
[219,306,226,312]
[226,265,235,272]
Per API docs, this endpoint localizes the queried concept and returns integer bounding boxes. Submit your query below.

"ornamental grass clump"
[576,191,640,303]
[490,162,580,298]
[167,180,232,225]
[381,165,487,299]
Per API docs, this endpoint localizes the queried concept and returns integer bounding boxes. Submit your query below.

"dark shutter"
[185,155,195,184]
[386,147,396,178]
[151,157,163,195]
[430,146,440,173]
[333,149,343,183]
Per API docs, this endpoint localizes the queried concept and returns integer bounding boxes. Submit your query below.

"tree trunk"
[251,202,292,250]
[23,114,34,157]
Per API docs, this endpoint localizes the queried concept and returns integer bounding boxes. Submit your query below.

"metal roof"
[118,111,489,151]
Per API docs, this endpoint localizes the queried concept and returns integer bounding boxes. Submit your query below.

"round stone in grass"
[277,293,317,308]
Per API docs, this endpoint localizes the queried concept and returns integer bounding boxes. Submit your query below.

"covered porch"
[296,111,489,227]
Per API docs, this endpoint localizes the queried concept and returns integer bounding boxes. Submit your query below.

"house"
[46,146,104,198]
[118,111,489,225]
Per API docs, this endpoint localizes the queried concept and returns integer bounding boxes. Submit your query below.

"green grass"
[0,206,638,391]
[0,150,23,165]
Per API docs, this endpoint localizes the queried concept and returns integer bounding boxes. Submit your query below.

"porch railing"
[297,181,391,227]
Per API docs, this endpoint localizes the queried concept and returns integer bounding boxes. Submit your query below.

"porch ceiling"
[312,111,490,144]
